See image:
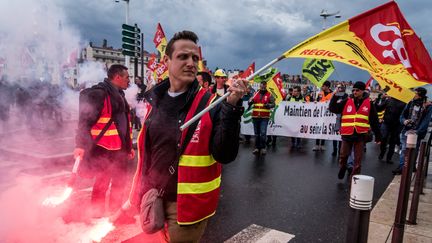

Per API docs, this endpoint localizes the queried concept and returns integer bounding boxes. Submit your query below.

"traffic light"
[122,23,141,57]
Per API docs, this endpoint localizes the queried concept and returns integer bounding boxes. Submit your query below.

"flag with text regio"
[153,23,167,58]
[254,68,286,105]
[282,1,432,103]
[302,58,335,88]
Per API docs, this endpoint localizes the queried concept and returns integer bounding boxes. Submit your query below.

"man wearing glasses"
[329,81,382,180]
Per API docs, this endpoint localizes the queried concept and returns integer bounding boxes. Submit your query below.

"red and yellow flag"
[239,62,255,79]
[227,62,255,87]
[154,62,168,82]
[197,46,206,72]
[267,72,287,104]
[145,54,158,84]
[282,1,432,103]
[153,23,167,58]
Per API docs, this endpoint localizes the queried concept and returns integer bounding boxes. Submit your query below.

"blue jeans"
[253,118,269,149]
[398,131,421,168]
[347,150,354,169]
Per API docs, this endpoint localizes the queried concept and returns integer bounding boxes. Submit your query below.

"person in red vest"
[74,64,135,217]
[248,81,275,155]
[329,81,381,180]
[123,30,247,242]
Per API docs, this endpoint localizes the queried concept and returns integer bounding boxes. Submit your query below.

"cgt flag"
[302,58,335,88]
[267,72,286,104]
[228,62,255,87]
[282,1,432,103]
[153,23,167,57]
[254,68,285,105]
[145,54,158,85]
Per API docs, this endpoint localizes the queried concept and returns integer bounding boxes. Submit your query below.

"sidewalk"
[368,160,432,242]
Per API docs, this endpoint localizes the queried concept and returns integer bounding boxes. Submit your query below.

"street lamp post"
[116,0,130,68]
[320,9,341,30]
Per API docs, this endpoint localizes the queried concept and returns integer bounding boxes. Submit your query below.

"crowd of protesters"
[0,76,65,133]
[131,68,431,182]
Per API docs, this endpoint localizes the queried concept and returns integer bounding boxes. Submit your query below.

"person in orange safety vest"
[74,64,135,217]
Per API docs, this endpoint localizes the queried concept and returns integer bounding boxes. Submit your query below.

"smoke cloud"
[0,1,127,242]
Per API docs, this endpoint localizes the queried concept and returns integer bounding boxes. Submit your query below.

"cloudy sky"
[2,0,431,82]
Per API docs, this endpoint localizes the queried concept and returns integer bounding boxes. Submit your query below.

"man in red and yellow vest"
[248,81,275,156]
[74,64,135,216]
[122,31,247,242]
[329,81,381,181]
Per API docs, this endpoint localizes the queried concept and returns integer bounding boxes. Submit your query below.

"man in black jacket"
[74,64,135,216]
[375,94,406,164]
[329,81,381,180]
[124,30,246,242]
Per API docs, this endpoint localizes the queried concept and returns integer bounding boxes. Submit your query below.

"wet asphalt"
[201,137,396,243]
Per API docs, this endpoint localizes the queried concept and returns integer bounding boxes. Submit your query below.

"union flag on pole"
[282,1,432,103]
[197,46,206,72]
[228,62,255,86]
[154,62,168,82]
[153,23,167,58]
[239,62,255,79]
[145,54,158,84]
[254,68,285,105]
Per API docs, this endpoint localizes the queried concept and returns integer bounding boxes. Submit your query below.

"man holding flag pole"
[121,30,248,242]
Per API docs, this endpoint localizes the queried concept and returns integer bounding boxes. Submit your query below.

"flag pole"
[180,55,285,131]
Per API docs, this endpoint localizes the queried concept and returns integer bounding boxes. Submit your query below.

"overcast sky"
[4,0,432,82]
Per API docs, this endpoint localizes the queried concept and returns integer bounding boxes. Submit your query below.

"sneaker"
[378,153,384,161]
[320,146,326,151]
[392,166,402,175]
[338,167,347,179]
[252,148,260,155]
[332,150,337,156]
[260,149,267,155]
[312,146,319,151]
[385,160,394,164]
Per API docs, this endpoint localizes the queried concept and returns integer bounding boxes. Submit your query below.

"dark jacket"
[329,92,381,142]
[211,84,229,96]
[139,79,243,199]
[375,97,406,126]
[75,79,132,152]
[330,92,349,131]
[400,99,432,139]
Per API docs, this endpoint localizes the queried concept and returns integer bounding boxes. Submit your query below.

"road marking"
[225,224,295,243]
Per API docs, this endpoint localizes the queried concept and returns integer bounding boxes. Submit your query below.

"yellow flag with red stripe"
[282,1,432,103]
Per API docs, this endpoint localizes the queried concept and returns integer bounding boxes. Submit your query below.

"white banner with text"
[241,101,341,140]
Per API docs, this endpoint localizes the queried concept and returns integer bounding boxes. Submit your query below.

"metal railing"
[391,129,431,242]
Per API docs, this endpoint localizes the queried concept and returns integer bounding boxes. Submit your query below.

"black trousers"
[379,123,401,161]
[90,148,129,213]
